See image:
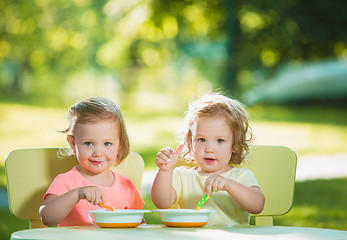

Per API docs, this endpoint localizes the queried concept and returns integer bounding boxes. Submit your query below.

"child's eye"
[104,142,112,146]
[198,138,205,142]
[217,139,224,143]
[85,142,93,146]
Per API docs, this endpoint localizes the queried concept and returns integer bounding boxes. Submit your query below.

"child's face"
[191,116,234,175]
[67,119,120,175]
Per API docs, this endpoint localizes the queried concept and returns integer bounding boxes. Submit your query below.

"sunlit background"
[1,0,347,237]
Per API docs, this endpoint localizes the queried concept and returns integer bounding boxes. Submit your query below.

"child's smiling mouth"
[90,160,105,167]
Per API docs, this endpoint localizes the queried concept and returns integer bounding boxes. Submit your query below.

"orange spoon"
[98,201,114,211]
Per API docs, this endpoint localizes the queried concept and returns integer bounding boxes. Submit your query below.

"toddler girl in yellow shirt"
[151,93,265,226]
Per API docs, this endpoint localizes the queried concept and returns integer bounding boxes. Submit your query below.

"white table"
[11,224,347,240]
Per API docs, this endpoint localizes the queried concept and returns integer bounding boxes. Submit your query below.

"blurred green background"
[1,0,347,238]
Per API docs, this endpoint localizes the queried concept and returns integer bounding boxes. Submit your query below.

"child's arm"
[204,175,265,214]
[151,145,184,209]
[39,186,106,226]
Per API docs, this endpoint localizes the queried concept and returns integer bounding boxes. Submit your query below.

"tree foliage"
[0,0,346,104]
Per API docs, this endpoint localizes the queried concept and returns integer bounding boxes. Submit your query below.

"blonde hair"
[182,93,253,165]
[61,96,130,165]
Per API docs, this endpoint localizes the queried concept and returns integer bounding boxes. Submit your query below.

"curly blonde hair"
[182,93,253,166]
[60,96,130,165]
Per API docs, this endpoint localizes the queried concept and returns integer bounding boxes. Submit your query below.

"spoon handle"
[196,190,213,210]
[98,201,114,211]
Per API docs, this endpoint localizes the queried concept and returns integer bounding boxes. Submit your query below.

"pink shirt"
[44,166,144,227]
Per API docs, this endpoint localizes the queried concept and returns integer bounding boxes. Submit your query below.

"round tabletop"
[11,224,347,240]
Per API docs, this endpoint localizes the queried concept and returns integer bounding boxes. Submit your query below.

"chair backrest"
[242,145,297,226]
[5,148,144,228]
[175,145,297,226]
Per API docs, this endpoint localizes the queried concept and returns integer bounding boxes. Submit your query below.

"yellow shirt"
[171,166,260,226]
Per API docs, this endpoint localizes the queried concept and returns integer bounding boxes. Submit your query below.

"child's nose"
[92,146,103,156]
[204,143,213,153]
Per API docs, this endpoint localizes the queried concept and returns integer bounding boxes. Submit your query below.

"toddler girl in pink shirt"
[39,97,144,226]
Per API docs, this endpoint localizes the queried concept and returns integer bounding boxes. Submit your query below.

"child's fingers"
[90,191,100,205]
[156,151,170,160]
[211,179,222,193]
[99,191,107,205]
[155,146,177,166]
[162,147,174,158]
[156,148,173,160]
[169,144,184,163]
[79,186,105,205]
[78,187,91,201]
[167,147,174,154]
[155,152,171,166]
[95,188,106,205]
[204,175,217,195]
[204,182,213,195]
[93,193,99,205]
[204,175,228,194]
[85,189,95,203]
[88,189,97,204]
[155,145,183,171]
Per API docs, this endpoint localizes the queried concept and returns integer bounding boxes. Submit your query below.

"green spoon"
[196,189,213,211]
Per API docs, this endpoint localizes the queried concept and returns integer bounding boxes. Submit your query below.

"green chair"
[243,145,297,226]
[5,148,144,228]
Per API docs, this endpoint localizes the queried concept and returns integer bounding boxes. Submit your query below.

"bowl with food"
[153,209,216,227]
[87,209,151,228]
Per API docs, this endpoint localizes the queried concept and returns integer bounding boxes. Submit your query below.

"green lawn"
[1,102,347,171]
[274,178,347,230]
[1,102,347,238]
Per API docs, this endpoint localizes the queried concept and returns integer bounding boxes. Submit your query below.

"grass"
[249,104,347,156]
[0,207,28,239]
[275,178,347,230]
[1,102,347,171]
[1,101,347,238]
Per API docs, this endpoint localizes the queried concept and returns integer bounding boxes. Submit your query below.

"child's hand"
[204,174,231,195]
[77,186,106,205]
[155,144,184,172]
